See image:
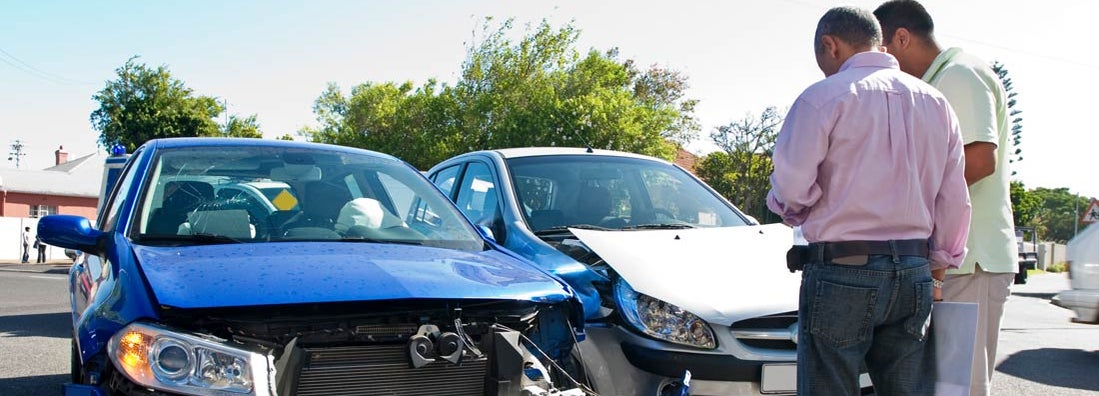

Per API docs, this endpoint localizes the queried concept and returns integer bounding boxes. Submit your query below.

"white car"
[1053,224,1099,323]
[427,147,806,395]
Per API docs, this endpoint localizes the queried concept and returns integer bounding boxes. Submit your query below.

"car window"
[431,164,461,197]
[455,162,498,224]
[99,148,144,232]
[133,146,484,251]
[506,155,748,231]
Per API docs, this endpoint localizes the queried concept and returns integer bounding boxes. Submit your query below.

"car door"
[436,160,507,243]
[72,147,145,320]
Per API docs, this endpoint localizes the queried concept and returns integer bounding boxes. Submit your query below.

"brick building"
[1,146,104,219]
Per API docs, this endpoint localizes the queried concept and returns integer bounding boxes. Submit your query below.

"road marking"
[28,275,66,281]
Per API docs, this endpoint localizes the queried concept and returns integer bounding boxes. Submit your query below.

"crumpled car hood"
[570,223,800,325]
[132,242,572,309]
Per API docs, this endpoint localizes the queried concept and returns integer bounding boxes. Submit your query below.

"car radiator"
[295,344,489,396]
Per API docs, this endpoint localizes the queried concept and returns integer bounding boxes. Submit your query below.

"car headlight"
[108,322,272,395]
[614,277,717,349]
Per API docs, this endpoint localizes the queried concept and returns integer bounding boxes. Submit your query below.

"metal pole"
[1075,193,1079,238]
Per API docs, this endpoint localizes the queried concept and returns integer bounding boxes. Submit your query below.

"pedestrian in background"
[874,2,1019,394]
[21,226,31,263]
[35,235,47,263]
[767,6,970,395]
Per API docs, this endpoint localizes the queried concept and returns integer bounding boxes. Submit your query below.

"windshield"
[135,145,484,251]
[506,154,749,233]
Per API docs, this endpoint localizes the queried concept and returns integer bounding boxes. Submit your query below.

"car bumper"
[1052,289,1099,323]
[63,384,108,396]
[578,325,797,395]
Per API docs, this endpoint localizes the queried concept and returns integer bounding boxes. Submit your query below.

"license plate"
[761,363,797,394]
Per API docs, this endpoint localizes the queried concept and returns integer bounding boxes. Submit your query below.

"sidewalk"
[0,259,72,274]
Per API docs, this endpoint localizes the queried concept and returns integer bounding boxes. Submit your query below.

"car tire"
[71,338,82,384]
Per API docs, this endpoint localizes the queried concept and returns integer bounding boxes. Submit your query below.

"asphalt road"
[0,269,70,396]
[0,266,1095,396]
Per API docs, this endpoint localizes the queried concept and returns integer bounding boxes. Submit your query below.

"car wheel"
[70,339,82,384]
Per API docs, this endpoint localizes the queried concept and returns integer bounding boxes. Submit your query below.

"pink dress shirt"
[767,51,970,270]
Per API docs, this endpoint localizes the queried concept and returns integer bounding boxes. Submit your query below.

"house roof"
[0,151,107,198]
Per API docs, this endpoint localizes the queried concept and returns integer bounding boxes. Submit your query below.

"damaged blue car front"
[41,138,588,396]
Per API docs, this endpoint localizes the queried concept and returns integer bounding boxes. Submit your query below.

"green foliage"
[276,134,296,141]
[304,19,698,169]
[991,61,1023,174]
[1027,187,1090,243]
[90,57,225,152]
[694,107,782,222]
[1045,262,1068,273]
[1010,181,1041,228]
[223,114,263,138]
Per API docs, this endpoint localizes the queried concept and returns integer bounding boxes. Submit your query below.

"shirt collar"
[922,47,963,82]
[838,51,899,73]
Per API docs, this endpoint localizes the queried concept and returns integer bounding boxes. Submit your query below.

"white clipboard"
[933,302,979,396]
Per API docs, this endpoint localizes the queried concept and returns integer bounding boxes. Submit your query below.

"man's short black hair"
[873,0,935,43]
[815,6,883,54]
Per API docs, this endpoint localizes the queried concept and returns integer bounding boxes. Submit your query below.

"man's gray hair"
[814,6,883,54]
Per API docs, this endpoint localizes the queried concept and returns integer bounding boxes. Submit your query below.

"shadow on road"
[0,373,67,395]
[0,312,70,339]
[996,348,1099,391]
[1012,292,1057,300]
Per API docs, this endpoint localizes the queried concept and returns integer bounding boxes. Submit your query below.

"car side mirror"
[37,215,104,255]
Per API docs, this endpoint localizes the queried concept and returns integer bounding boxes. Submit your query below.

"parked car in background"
[41,138,590,396]
[1053,224,1099,323]
[428,148,805,395]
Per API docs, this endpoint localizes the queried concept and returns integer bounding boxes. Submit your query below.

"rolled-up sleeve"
[930,110,972,270]
[767,97,829,226]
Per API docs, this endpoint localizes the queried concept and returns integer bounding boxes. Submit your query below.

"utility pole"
[1075,193,1080,238]
[7,139,27,169]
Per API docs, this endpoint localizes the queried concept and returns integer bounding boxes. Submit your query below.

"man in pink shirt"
[767,6,970,396]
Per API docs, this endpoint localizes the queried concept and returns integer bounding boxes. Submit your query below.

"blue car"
[42,138,588,396]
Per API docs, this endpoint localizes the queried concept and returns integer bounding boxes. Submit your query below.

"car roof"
[490,147,671,164]
[146,137,401,162]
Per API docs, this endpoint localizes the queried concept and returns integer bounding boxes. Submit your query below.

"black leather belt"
[807,239,929,261]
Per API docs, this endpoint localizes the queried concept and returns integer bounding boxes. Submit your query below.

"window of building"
[30,204,58,218]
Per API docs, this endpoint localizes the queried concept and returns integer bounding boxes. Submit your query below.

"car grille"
[729,312,798,350]
[295,344,488,396]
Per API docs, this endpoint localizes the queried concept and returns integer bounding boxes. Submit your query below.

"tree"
[694,107,782,222]
[991,61,1023,175]
[1010,180,1041,228]
[90,57,224,152]
[223,114,263,138]
[305,19,698,169]
[1028,187,1090,243]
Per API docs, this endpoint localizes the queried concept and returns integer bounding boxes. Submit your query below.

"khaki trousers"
[942,265,1015,396]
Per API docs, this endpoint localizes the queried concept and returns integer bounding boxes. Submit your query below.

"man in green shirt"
[875,2,1018,395]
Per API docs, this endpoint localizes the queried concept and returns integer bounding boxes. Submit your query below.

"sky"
[2,0,1096,199]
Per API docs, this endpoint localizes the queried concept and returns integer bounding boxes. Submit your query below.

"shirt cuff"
[929,248,963,271]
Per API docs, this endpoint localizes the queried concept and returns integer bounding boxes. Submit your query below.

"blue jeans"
[797,254,935,396]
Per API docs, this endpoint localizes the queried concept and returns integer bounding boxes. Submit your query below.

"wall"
[1037,242,1068,269]
[3,192,98,219]
[0,217,67,263]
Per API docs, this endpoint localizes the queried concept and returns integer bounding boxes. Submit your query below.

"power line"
[0,46,95,85]
[936,33,1099,70]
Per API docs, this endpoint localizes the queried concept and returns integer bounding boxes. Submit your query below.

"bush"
[1046,262,1069,273]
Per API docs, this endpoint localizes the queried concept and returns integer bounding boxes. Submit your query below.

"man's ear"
[892,27,911,50]
[821,35,844,60]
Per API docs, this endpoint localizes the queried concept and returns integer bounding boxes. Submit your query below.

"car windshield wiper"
[621,223,697,230]
[532,224,613,236]
[139,233,244,245]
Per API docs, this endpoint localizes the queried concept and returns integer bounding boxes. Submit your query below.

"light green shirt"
[923,48,1018,274]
